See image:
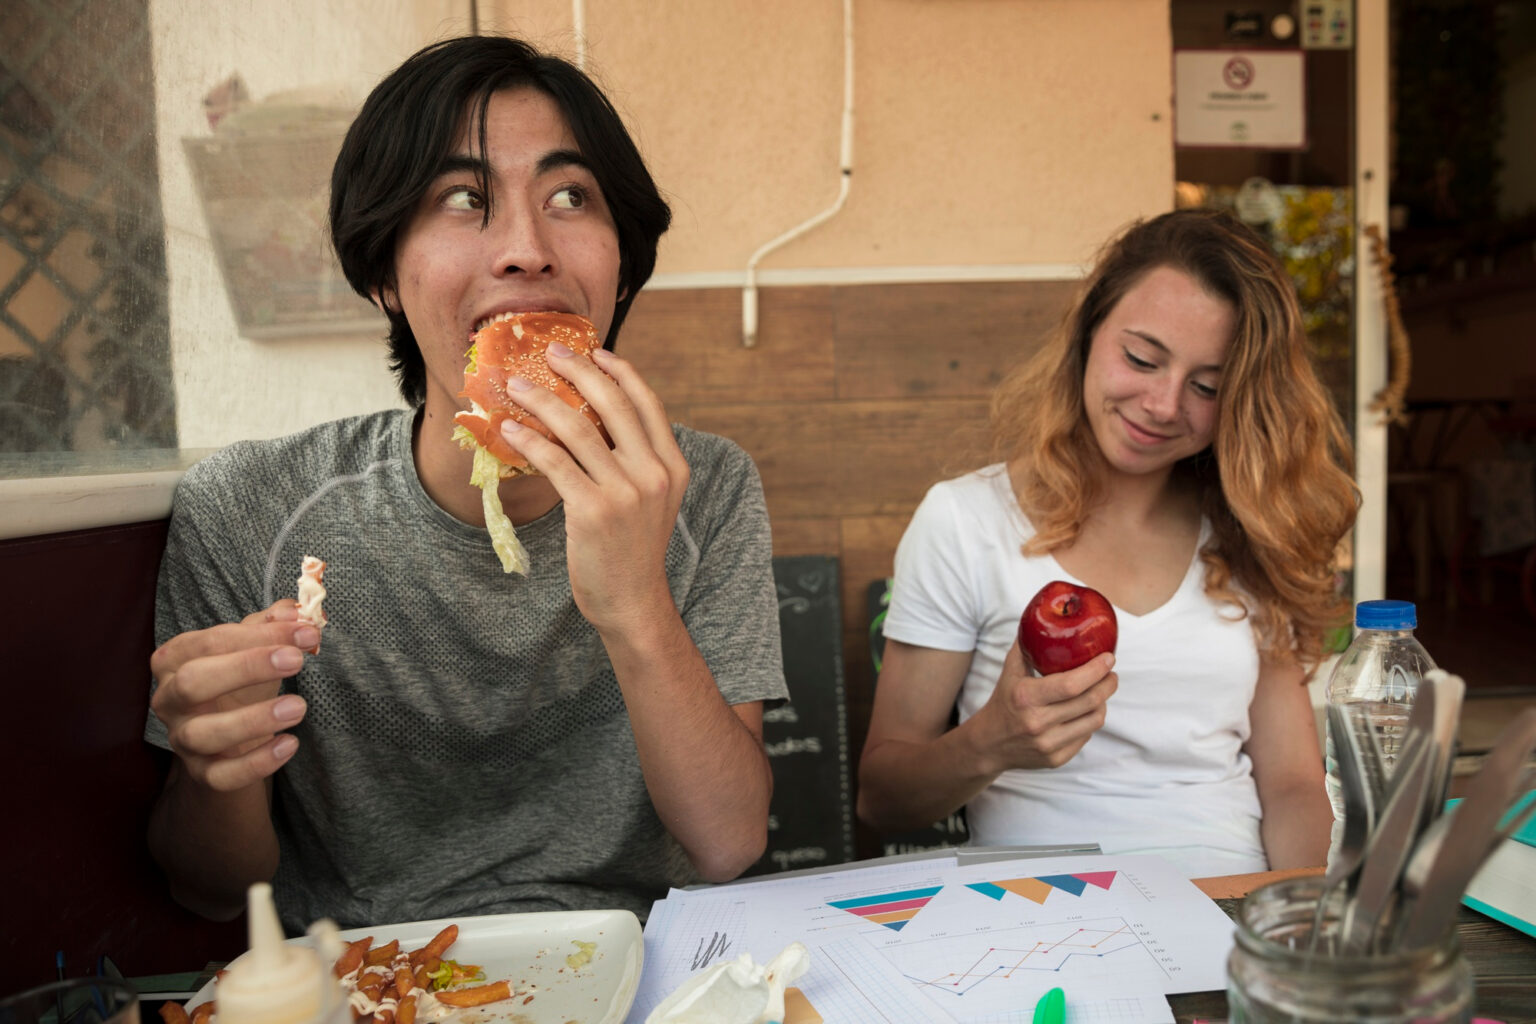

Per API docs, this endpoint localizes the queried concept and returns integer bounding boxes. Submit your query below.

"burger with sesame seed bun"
[452,312,611,573]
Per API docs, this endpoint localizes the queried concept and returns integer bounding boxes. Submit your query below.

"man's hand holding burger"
[494,340,770,883]
[495,341,689,637]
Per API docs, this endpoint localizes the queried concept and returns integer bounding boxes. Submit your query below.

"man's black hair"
[329,35,672,406]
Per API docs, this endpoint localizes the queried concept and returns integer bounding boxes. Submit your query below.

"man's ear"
[373,285,402,314]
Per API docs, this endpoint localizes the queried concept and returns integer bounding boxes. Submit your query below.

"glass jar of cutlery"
[1226,876,1473,1023]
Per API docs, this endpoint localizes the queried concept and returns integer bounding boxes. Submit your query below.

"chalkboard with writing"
[745,555,854,876]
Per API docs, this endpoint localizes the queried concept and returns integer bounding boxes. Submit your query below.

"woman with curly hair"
[857,208,1358,875]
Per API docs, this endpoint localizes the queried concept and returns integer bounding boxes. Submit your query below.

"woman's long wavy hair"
[991,209,1359,670]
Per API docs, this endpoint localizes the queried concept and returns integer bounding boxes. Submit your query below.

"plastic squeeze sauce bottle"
[216,883,350,1024]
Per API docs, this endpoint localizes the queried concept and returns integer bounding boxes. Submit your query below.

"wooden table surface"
[1172,868,1536,1023]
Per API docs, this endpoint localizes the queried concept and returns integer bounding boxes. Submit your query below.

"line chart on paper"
[893,916,1166,991]
[817,918,1182,1024]
[870,914,1185,1022]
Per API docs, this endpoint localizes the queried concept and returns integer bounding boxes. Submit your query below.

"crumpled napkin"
[645,942,810,1024]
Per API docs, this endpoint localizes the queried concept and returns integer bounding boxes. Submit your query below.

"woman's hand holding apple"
[969,641,1118,772]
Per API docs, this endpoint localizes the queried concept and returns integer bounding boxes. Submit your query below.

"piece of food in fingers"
[295,555,328,653]
[451,312,609,574]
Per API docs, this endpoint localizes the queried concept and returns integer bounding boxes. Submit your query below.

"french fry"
[411,925,457,966]
[363,939,400,967]
[334,936,373,978]
[433,981,511,1008]
[162,918,526,1024]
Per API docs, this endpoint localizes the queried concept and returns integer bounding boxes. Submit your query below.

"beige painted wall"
[151,0,1174,450]
[486,0,1176,274]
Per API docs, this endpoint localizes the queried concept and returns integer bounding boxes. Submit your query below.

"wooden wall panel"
[623,278,1067,855]
[833,280,1078,399]
[769,516,841,557]
[684,398,990,519]
[621,286,836,403]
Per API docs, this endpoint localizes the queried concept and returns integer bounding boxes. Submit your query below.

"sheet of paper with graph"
[627,852,1238,1024]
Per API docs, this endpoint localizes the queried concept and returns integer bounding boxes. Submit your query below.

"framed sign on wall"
[1173,48,1306,149]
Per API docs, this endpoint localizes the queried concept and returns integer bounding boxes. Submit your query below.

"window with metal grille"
[1,0,175,458]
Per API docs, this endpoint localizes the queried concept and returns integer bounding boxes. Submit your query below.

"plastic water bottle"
[1323,600,1436,864]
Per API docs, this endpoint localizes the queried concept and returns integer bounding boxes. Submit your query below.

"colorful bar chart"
[827,885,943,931]
[967,871,1118,905]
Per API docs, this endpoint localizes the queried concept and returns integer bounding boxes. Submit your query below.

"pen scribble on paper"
[692,931,731,968]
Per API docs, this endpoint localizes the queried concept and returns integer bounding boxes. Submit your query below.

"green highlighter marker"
[1031,986,1066,1024]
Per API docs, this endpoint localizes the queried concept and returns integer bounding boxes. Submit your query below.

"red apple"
[1017,580,1118,674]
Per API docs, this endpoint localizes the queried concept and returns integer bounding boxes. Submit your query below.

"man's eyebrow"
[433,149,592,179]
[535,148,592,176]
[435,154,489,178]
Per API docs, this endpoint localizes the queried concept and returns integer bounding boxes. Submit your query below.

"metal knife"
[1341,734,1433,953]
[1397,706,1536,950]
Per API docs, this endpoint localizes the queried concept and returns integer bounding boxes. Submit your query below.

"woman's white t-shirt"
[881,465,1267,877]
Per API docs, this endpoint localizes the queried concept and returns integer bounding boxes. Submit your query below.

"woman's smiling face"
[390,85,622,424]
[1081,264,1235,480]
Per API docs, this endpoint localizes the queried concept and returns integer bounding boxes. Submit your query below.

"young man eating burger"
[144,35,786,933]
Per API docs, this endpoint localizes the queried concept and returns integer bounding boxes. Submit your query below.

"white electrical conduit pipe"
[742,0,854,347]
[571,0,587,69]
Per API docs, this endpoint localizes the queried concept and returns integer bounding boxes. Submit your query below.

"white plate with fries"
[187,909,643,1024]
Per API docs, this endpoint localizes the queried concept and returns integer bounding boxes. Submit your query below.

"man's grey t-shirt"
[145,409,787,932]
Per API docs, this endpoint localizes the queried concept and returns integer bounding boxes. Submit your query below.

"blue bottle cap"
[1356,599,1417,629]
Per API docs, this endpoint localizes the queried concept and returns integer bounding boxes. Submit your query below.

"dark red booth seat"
[0,519,244,996]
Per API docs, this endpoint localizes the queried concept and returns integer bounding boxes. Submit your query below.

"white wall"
[149,0,469,449]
